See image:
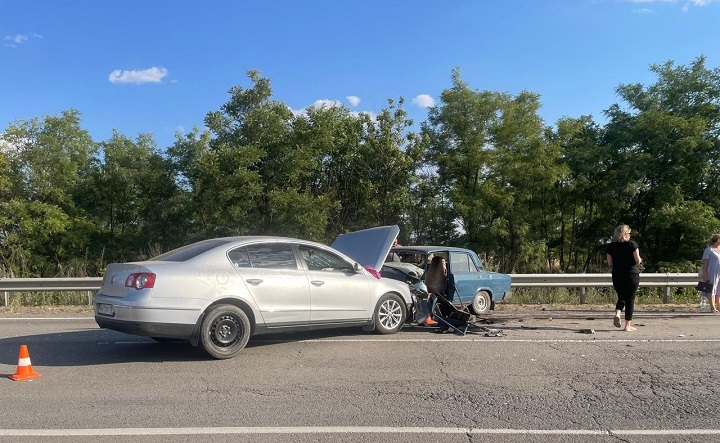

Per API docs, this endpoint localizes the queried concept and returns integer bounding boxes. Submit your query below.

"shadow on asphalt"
[0,325,399,367]
[0,309,707,369]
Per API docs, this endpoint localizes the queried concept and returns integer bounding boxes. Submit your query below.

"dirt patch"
[0,305,94,317]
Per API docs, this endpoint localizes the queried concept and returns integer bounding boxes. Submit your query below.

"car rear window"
[150,239,234,262]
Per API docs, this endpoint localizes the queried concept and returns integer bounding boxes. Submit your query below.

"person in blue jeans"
[701,234,720,313]
[606,224,643,332]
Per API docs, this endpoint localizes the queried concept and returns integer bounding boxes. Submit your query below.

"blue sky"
[2,0,719,150]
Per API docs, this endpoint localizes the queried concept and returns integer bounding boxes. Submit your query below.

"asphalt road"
[1,308,720,443]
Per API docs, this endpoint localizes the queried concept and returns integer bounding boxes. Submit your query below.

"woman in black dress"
[606,224,643,331]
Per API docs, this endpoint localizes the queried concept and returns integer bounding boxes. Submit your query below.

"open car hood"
[331,225,399,271]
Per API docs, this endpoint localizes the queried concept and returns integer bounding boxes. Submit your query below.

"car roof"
[390,246,478,254]
[151,236,339,262]
[151,229,399,268]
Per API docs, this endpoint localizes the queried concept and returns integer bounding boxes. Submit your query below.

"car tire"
[373,293,406,334]
[199,304,251,359]
[471,290,492,315]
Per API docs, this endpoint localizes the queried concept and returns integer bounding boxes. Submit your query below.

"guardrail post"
[664,287,670,304]
[580,287,586,304]
[87,291,92,305]
[3,291,7,306]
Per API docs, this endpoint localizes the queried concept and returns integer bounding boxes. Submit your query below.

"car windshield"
[389,251,427,268]
[150,239,234,262]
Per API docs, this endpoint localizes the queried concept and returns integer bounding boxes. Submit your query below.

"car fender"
[376,278,413,305]
[191,296,260,347]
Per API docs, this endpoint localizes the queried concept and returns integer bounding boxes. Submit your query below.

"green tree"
[492,91,563,272]
[423,69,507,268]
[201,70,294,237]
[603,56,720,266]
[77,131,178,264]
[0,110,96,276]
[424,69,560,272]
[546,116,614,272]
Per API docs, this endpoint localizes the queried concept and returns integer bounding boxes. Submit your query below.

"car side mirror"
[353,263,363,273]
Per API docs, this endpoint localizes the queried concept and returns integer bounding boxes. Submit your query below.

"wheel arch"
[383,289,413,313]
[191,297,257,346]
[373,291,408,334]
[477,287,497,310]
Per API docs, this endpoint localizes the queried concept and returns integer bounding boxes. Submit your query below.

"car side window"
[299,246,353,272]
[246,243,298,269]
[450,252,475,274]
[228,247,251,268]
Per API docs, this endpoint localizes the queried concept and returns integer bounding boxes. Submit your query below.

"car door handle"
[310,280,325,287]
[245,279,263,286]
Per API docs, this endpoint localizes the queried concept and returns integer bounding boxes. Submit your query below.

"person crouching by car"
[418,256,448,327]
[701,234,720,313]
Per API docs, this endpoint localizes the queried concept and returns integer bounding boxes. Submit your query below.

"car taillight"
[124,273,156,289]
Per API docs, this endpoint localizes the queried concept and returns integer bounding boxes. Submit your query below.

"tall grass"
[2,291,93,307]
[508,286,701,305]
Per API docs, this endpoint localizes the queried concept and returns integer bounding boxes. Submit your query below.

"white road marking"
[0,427,719,436]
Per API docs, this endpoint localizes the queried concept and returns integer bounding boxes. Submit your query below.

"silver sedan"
[94,229,411,359]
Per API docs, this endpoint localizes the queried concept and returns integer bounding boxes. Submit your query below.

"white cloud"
[108,67,168,84]
[9,35,28,44]
[3,32,42,48]
[411,94,436,108]
[356,110,377,120]
[288,98,378,120]
[287,103,377,120]
[310,99,343,109]
[288,106,306,117]
[682,0,715,9]
[287,100,340,117]
[634,7,654,12]
[623,0,717,8]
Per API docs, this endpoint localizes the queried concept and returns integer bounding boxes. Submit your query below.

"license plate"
[97,303,115,316]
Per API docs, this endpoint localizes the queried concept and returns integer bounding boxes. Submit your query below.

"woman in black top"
[606,224,643,331]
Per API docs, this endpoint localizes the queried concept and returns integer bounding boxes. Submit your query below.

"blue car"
[381,246,511,314]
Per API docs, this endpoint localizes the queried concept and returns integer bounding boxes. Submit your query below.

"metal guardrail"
[507,273,700,303]
[509,273,699,287]
[0,274,701,306]
[0,278,103,306]
[0,277,104,291]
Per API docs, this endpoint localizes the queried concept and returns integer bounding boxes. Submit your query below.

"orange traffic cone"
[9,344,41,381]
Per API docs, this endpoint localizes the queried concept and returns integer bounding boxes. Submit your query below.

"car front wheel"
[373,294,406,334]
[471,290,492,315]
[200,304,251,359]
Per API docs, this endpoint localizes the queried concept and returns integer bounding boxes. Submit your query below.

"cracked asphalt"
[1,307,719,442]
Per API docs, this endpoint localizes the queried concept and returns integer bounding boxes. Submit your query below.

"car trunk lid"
[99,263,148,298]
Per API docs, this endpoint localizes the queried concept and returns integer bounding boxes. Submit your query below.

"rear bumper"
[95,315,195,339]
[93,293,202,339]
